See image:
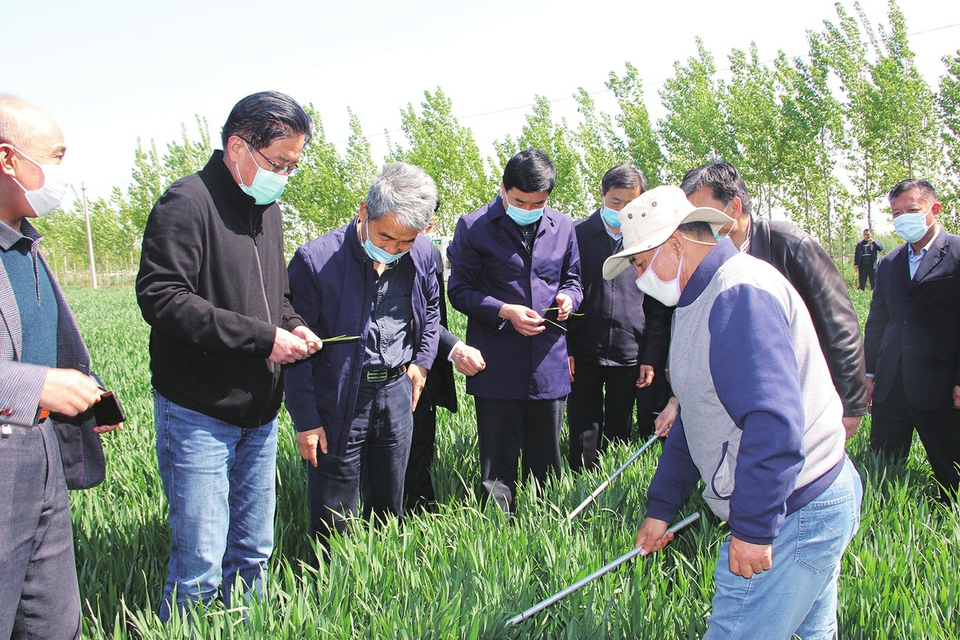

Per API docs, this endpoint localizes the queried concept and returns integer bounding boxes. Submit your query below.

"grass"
[63,286,958,638]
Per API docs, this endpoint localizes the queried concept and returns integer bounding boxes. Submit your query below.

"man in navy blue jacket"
[566,165,667,471]
[285,163,440,548]
[447,149,582,511]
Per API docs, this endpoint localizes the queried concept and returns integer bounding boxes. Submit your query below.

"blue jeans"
[706,455,863,639]
[154,391,277,622]
[308,374,413,544]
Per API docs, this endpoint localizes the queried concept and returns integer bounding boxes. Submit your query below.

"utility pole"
[81,182,98,289]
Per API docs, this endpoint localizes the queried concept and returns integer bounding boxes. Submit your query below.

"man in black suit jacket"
[403,218,484,512]
[864,179,960,501]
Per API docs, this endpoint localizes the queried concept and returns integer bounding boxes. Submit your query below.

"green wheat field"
[65,287,958,639]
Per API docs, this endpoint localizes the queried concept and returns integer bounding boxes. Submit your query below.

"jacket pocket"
[710,440,736,500]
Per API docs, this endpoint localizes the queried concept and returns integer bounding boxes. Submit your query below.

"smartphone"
[94,390,126,426]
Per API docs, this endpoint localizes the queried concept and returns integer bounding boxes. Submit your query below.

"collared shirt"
[363,256,415,371]
[0,219,57,367]
[908,227,940,280]
[739,215,752,253]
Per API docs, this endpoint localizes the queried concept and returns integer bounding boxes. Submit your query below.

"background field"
[66,286,959,639]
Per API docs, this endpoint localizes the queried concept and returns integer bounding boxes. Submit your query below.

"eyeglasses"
[242,138,299,176]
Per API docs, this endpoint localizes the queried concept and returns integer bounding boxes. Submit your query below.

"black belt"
[362,366,406,383]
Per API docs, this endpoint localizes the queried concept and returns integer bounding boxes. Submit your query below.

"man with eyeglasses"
[136,91,322,621]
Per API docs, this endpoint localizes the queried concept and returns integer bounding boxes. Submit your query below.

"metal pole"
[505,512,701,627]
[81,182,98,289]
[567,432,660,521]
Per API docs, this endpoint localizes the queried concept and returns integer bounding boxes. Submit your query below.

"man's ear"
[932,202,942,217]
[728,196,745,220]
[0,144,17,177]
[224,135,246,164]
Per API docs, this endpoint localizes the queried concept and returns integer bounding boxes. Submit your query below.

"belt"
[362,366,406,383]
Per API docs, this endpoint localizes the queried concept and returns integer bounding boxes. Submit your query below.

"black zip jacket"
[749,217,868,418]
[136,151,304,428]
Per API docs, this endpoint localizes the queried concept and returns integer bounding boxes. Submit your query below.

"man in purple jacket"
[447,148,582,512]
[285,163,440,551]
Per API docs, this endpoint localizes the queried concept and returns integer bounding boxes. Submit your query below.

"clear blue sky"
[6,0,959,204]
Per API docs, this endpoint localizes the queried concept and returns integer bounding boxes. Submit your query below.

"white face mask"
[635,245,683,307]
[10,148,69,217]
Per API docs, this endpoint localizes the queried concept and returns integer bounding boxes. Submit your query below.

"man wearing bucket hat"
[619,186,862,639]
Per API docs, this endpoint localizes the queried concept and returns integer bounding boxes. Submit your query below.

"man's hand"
[296,427,328,467]
[499,304,544,336]
[865,377,875,414]
[954,385,960,410]
[451,344,485,377]
[655,396,679,437]
[728,536,773,578]
[636,364,655,389]
[568,356,575,383]
[39,368,101,417]
[635,517,673,556]
[270,327,309,364]
[408,364,428,411]
[842,415,862,440]
[291,325,323,356]
[555,293,574,321]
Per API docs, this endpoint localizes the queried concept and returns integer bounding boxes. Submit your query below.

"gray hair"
[366,163,438,231]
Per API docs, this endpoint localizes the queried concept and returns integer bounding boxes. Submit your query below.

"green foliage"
[66,286,960,638]
[605,63,666,188]
[33,0,960,287]
[390,88,495,234]
[657,38,736,182]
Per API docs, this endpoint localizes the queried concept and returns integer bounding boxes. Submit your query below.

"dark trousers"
[403,398,437,513]
[475,396,564,512]
[567,362,639,472]
[0,420,81,640]
[858,264,875,290]
[870,365,960,501]
[308,374,413,544]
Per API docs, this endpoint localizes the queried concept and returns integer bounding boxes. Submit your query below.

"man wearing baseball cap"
[616,186,862,638]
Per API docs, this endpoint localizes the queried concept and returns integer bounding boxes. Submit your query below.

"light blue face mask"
[238,143,289,205]
[601,205,622,229]
[503,192,544,225]
[361,218,408,264]
[893,212,930,243]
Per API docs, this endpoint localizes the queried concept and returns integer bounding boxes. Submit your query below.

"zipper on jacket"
[252,234,275,375]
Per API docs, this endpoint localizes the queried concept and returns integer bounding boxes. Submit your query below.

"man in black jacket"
[136,91,321,621]
[865,179,960,502]
[403,214,485,512]
[854,228,883,290]
[566,165,668,471]
[680,162,868,439]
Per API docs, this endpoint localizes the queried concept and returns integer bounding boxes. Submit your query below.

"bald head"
[0,96,67,226]
[0,96,65,159]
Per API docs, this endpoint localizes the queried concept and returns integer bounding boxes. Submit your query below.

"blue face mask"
[601,205,622,229]
[361,218,408,265]
[238,143,288,205]
[503,192,544,226]
[893,212,930,243]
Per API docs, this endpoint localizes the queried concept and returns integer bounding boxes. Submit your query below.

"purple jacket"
[284,218,440,456]
[447,195,582,400]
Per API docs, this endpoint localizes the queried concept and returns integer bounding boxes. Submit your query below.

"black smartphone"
[94,391,126,426]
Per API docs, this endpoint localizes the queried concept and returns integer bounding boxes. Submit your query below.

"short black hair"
[601,165,646,195]
[677,221,714,240]
[502,148,556,194]
[221,91,313,149]
[888,178,938,204]
[679,161,752,217]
